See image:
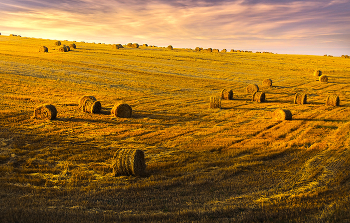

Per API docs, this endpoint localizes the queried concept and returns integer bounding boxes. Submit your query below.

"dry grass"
[1,35,350,222]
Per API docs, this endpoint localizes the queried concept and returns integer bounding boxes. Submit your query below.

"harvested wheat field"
[1,35,350,222]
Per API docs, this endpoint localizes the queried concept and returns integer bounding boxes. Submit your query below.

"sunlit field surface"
[1,35,350,222]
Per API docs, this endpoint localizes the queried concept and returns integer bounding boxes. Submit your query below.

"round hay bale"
[55,41,61,46]
[246,84,259,93]
[294,93,307,105]
[111,149,146,176]
[274,109,292,121]
[221,89,233,100]
[167,45,173,50]
[209,96,221,109]
[319,75,328,83]
[221,49,227,53]
[69,43,76,49]
[326,95,339,106]
[39,46,48,53]
[81,99,101,113]
[212,49,219,53]
[132,43,139,48]
[252,92,265,102]
[78,95,97,106]
[111,103,132,118]
[262,79,272,87]
[314,70,322,77]
[58,46,67,52]
[32,104,57,120]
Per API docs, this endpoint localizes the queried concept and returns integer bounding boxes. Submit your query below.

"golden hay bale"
[262,79,272,87]
[64,45,70,51]
[55,41,61,46]
[113,44,124,49]
[221,49,227,53]
[69,43,76,49]
[252,92,265,102]
[212,49,219,53]
[78,95,101,114]
[314,70,322,77]
[78,95,97,106]
[111,103,132,118]
[32,104,57,120]
[294,93,307,105]
[132,43,139,48]
[274,109,292,120]
[39,46,48,53]
[58,46,67,52]
[167,45,173,50]
[246,84,259,93]
[111,149,146,176]
[319,75,328,83]
[206,48,213,53]
[326,95,340,106]
[221,89,233,100]
[209,96,221,109]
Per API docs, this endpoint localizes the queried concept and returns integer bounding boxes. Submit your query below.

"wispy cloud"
[0,0,349,55]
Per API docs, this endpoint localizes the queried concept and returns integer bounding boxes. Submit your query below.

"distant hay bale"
[81,99,101,113]
[252,92,265,102]
[32,104,57,120]
[78,96,101,113]
[143,44,148,47]
[230,49,235,52]
[314,70,322,77]
[111,149,146,176]
[58,46,68,52]
[111,103,132,118]
[262,79,272,87]
[69,43,76,49]
[64,45,70,51]
[221,49,227,53]
[55,41,61,46]
[246,84,259,93]
[326,95,340,106]
[212,49,219,53]
[195,47,203,52]
[78,95,97,106]
[274,109,292,120]
[221,89,233,100]
[127,43,133,47]
[132,43,139,48]
[206,48,213,53]
[39,46,48,53]
[113,44,124,49]
[167,45,173,50]
[294,93,307,105]
[209,96,221,109]
[319,75,328,83]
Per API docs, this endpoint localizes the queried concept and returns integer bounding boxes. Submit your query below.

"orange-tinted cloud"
[0,0,349,55]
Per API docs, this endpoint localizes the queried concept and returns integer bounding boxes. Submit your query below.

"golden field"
[0,35,350,222]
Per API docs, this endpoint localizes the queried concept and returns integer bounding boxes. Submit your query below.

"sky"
[0,0,349,56]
